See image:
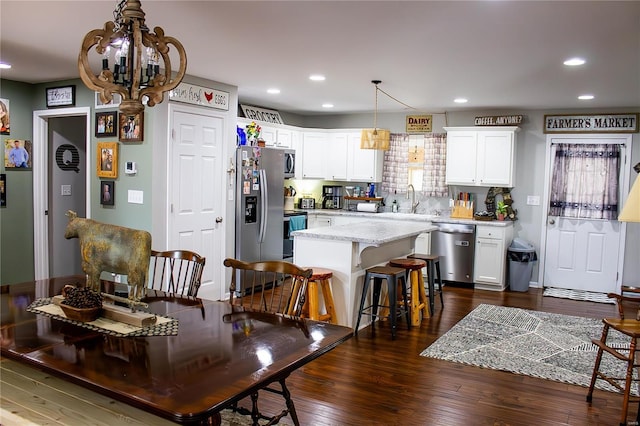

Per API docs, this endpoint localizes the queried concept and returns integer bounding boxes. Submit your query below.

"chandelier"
[360,80,390,150]
[78,0,187,116]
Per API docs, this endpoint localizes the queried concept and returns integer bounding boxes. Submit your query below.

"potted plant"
[496,201,508,221]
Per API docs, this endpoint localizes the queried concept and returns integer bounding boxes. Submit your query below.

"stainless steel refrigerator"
[235,146,285,262]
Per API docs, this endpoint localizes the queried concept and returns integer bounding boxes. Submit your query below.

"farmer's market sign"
[544,113,638,133]
[406,115,432,133]
[169,83,229,110]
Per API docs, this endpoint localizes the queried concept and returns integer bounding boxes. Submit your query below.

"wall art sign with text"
[46,86,76,108]
[406,115,433,133]
[169,83,229,111]
[475,115,523,126]
[544,113,638,133]
[240,105,284,125]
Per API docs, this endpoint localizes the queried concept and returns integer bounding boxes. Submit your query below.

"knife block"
[451,201,474,219]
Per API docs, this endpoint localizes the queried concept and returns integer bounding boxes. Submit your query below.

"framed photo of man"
[119,112,144,142]
[96,142,118,178]
[100,181,115,206]
[95,111,117,137]
[4,139,32,170]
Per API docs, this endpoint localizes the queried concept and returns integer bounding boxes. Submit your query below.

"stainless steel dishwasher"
[431,223,475,283]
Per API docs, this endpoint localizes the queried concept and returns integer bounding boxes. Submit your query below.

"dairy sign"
[406,115,432,133]
[169,83,229,110]
[544,113,638,133]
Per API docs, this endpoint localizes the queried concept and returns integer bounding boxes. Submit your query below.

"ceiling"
[1,1,639,116]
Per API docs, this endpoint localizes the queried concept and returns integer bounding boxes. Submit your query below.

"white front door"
[170,107,224,300]
[542,134,631,294]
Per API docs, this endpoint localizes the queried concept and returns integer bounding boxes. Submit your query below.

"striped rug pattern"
[543,287,616,304]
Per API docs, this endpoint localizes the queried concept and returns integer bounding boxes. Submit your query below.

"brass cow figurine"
[64,211,152,301]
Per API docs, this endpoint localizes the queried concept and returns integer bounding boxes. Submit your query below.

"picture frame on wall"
[96,141,118,179]
[119,112,144,142]
[95,111,117,137]
[95,92,122,109]
[46,85,76,108]
[0,173,6,207]
[4,139,32,170]
[100,180,115,206]
[0,98,10,135]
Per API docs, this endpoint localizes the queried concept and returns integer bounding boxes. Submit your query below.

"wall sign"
[169,83,229,111]
[406,115,432,133]
[544,113,638,133]
[240,105,284,125]
[475,115,523,126]
[55,144,81,173]
[46,86,76,108]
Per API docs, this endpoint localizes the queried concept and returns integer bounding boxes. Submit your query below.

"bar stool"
[300,268,337,324]
[407,253,444,315]
[355,265,410,339]
[388,258,429,326]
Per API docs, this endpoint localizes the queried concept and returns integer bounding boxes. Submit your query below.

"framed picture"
[95,111,117,137]
[4,139,32,170]
[46,85,76,108]
[0,174,6,207]
[100,180,115,206]
[0,98,10,135]
[96,141,118,178]
[95,92,122,109]
[119,112,144,142]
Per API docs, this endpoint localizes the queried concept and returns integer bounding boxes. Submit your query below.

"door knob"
[215,217,223,223]
[549,218,555,225]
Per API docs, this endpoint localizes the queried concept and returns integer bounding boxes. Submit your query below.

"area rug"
[543,287,616,304]
[420,303,637,395]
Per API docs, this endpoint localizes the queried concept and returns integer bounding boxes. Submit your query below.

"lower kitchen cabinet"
[473,225,513,291]
[307,214,332,228]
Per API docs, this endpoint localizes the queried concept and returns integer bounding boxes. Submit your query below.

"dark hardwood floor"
[245,285,636,426]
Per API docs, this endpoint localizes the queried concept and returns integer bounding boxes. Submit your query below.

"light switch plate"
[61,185,72,196]
[128,190,144,204]
[527,195,540,206]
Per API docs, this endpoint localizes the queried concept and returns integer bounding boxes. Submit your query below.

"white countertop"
[302,209,514,227]
[291,221,437,245]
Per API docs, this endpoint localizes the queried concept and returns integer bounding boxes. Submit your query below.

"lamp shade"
[619,175,640,222]
[360,129,390,150]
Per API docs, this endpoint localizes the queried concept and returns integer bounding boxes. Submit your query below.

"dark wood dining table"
[0,275,353,424]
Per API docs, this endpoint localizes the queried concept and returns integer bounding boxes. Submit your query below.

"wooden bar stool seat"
[299,268,338,324]
[388,258,429,326]
[407,253,444,315]
[355,265,410,339]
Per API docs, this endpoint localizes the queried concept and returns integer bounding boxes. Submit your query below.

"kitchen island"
[292,221,437,329]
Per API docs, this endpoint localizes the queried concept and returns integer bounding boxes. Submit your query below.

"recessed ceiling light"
[564,57,586,66]
[578,94,594,100]
[309,74,326,81]
[0,63,11,69]
[267,88,280,94]
[454,98,468,104]
[322,103,334,108]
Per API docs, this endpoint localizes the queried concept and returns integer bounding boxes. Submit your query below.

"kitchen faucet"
[407,184,419,213]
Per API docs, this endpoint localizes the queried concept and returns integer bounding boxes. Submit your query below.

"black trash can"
[507,238,537,292]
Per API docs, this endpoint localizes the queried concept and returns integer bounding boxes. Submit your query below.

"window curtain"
[549,143,620,219]
[422,133,448,197]
[381,133,409,193]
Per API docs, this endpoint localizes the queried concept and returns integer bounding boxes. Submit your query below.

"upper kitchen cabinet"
[301,130,383,182]
[444,126,519,187]
[237,118,296,148]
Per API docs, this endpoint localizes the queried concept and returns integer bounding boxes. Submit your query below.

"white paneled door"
[170,108,224,300]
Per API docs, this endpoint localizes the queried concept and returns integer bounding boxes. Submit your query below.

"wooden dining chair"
[587,286,640,426]
[148,250,206,297]
[223,258,313,426]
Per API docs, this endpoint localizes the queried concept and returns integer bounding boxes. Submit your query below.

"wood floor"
[247,285,636,426]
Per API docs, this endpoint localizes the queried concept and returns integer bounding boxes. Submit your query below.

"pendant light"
[361,80,390,150]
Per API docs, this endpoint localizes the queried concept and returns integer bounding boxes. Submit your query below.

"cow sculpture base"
[64,211,152,302]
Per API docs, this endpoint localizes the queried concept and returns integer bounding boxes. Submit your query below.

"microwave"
[284,149,295,178]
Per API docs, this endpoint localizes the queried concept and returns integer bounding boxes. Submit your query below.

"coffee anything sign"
[544,113,638,133]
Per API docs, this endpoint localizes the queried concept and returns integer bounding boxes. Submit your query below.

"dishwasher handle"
[435,224,475,234]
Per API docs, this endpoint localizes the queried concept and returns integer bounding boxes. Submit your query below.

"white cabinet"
[237,119,295,148]
[347,132,384,182]
[444,127,519,187]
[473,225,513,291]
[301,130,383,182]
[307,214,332,228]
